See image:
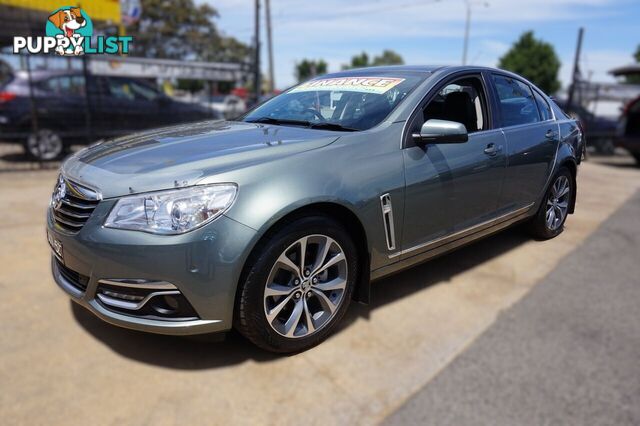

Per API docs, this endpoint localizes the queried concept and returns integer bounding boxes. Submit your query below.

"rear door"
[491,74,558,211]
[35,75,88,141]
[401,72,507,256]
[101,77,160,133]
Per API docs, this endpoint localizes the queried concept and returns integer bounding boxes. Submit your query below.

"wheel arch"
[558,158,578,214]
[235,201,372,312]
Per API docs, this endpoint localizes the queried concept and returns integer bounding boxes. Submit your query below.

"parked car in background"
[0,70,220,161]
[199,94,246,119]
[47,65,583,353]
[555,100,618,154]
[615,95,640,164]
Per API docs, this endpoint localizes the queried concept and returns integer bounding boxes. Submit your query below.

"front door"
[401,74,507,258]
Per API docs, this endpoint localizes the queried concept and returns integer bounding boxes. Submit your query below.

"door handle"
[484,143,502,156]
[545,129,558,139]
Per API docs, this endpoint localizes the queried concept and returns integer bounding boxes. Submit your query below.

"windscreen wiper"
[246,117,359,132]
[308,122,359,132]
[245,117,311,127]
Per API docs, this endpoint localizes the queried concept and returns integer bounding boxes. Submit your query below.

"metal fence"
[0,52,248,172]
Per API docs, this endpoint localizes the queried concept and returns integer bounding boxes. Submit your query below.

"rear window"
[550,100,571,120]
[533,91,553,121]
[492,75,540,127]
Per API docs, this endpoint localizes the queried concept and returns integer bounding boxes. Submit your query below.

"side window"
[106,78,158,101]
[415,76,488,134]
[107,77,135,100]
[40,76,84,96]
[129,81,159,101]
[533,90,553,121]
[492,75,540,127]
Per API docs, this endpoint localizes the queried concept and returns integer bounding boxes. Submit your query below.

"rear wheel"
[235,215,358,353]
[527,167,574,239]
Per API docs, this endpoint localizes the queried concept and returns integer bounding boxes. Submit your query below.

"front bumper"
[48,199,257,336]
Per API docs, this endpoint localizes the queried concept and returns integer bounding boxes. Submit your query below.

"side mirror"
[412,119,468,145]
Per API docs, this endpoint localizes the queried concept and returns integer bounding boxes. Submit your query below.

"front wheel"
[527,167,574,239]
[235,215,358,353]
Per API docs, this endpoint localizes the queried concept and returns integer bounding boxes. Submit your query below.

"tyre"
[235,215,358,353]
[527,167,574,240]
[24,129,64,161]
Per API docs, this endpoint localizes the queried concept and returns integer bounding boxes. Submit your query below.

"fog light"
[151,295,180,315]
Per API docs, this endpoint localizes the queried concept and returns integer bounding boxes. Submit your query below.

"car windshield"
[242,73,425,131]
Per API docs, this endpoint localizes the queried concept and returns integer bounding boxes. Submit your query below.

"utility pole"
[265,0,275,93]
[566,27,584,112]
[253,0,261,105]
[462,0,489,65]
[462,1,470,65]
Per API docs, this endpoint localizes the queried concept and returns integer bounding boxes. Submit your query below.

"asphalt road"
[1,157,639,425]
[385,190,640,425]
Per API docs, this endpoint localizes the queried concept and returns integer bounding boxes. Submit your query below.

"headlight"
[104,184,237,234]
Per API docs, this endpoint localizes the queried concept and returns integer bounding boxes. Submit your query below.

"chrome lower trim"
[380,193,397,251]
[388,203,534,259]
[97,290,181,311]
[97,279,178,290]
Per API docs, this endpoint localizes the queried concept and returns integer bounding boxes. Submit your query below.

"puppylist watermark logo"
[13,6,132,56]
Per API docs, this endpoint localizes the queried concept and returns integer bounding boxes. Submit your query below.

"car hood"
[62,120,340,199]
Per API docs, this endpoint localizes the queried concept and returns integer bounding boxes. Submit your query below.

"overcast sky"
[204,0,639,90]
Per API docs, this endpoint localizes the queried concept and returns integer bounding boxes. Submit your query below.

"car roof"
[14,69,84,81]
[324,65,530,81]
[336,65,445,75]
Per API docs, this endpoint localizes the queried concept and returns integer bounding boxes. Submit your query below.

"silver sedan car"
[48,66,583,353]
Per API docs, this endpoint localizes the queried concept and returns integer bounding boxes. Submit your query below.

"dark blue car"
[0,69,219,160]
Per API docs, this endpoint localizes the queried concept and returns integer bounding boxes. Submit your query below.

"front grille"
[51,175,100,233]
[56,259,90,292]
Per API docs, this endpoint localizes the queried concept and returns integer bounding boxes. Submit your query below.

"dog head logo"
[46,7,93,56]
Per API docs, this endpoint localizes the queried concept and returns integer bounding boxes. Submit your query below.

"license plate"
[47,231,64,261]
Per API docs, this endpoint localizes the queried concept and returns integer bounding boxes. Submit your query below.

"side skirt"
[370,204,534,281]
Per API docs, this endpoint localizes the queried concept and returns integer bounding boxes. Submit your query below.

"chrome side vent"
[380,193,396,251]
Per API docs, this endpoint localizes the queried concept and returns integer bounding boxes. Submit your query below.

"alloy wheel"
[263,234,348,338]
[546,175,570,230]
[27,129,63,161]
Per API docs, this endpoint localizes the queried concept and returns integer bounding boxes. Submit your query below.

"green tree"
[372,49,404,66]
[295,59,328,82]
[342,50,404,69]
[128,0,249,63]
[345,52,370,69]
[498,31,561,94]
